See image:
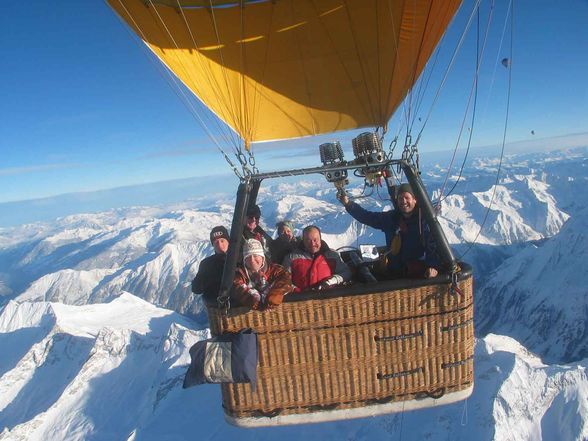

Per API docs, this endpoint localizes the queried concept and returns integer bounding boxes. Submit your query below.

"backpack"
[183,328,258,391]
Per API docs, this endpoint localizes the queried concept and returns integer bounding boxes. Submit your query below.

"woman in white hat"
[233,239,293,310]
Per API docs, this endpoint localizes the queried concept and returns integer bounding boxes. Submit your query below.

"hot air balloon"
[107,0,474,427]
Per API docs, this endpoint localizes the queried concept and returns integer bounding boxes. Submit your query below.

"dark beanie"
[397,183,415,197]
[246,204,261,219]
[210,226,229,244]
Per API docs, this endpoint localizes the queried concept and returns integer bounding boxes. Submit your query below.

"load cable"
[442,0,502,202]
[176,0,254,176]
[148,0,239,151]
[481,0,513,125]
[113,0,244,178]
[207,0,247,151]
[437,1,494,204]
[172,0,243,150]
[412,0,482,148]
[405,0,434,137]
[459,0,513,259]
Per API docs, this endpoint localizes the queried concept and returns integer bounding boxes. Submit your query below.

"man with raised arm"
[338,183,439,279]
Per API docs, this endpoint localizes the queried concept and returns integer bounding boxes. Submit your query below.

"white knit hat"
[242,239,265,261]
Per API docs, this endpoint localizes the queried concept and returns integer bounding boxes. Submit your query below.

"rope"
[437,1,495,204]
[376,0,383,124]
[405,0,434,136]
[413,0,482,148]
[442,1,498,201]
[173,0,242,151]
[207,0,244,150]
[114,0,243,178]
[410,41,443,130]
[384,0,407,145]
[248,1,276,145]
[481,0,513,124]
[461,397,469,426]
[397,399,406,441]
[239,1,249,145]
[459,0,514,260]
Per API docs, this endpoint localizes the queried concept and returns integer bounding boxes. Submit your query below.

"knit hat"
[246,204,261,219]
[396,183,415,197]
[276,220,294,235]
[209,226,229,244]
[242,238,265,261]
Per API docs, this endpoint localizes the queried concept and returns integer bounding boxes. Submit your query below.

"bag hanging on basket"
[183,328,258,390]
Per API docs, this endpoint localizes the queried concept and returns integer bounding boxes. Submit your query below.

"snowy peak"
[477,205,588,363]
[0,294,206,441]
[1,298,587,440]
[480,335,588,441]
[1,149,584,325]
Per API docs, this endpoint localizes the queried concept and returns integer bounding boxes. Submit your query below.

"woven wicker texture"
[208,276,474,418]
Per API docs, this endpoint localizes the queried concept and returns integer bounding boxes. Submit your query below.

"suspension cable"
[413,0,482,148]
[410,42,443,131]
[405,0,434,137]
[442,0,499,201]
[207,0,246,153]
[150,0,243,172]
[459,0,514,259]
[173,0,241,150]
[481,0,513,123]
[437,0,495,203]
[113,0,243,178]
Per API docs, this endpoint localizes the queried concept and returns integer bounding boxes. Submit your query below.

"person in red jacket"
[232,239,293,310]
[282,225,351,292]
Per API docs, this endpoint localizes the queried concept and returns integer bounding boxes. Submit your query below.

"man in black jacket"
[338,183,439,279]
[191,226,230,302]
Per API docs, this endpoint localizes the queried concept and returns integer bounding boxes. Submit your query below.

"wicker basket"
[207,272,474,426]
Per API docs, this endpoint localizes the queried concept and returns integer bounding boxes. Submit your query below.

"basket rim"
[206,262,472,308]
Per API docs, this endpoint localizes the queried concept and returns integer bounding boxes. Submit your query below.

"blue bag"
[183,328,258,390]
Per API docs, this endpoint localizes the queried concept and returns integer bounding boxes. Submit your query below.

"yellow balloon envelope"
[108,0,461,147]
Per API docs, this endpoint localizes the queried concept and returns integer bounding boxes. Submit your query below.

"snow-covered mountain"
[0,205,235,323]
[1,148,586,326]
[476,205,588,364]
[1,295,586,441]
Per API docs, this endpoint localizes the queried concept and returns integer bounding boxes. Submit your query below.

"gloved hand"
[248,288,261,310]
[266,290,284,308]
[424,267,438,278]
[337,192,350,206]
[316,276,338,291]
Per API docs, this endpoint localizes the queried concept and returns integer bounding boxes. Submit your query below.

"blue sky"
[1,0,588,205]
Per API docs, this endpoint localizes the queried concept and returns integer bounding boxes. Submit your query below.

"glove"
[424,267,438,278]
[248,288,261,309]
[316,276,339,290]
[337,191,350,206]
[266,290,284,308]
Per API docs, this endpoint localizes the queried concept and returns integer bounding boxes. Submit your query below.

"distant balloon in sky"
[531,130,535,135]
[501,58,510,68]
